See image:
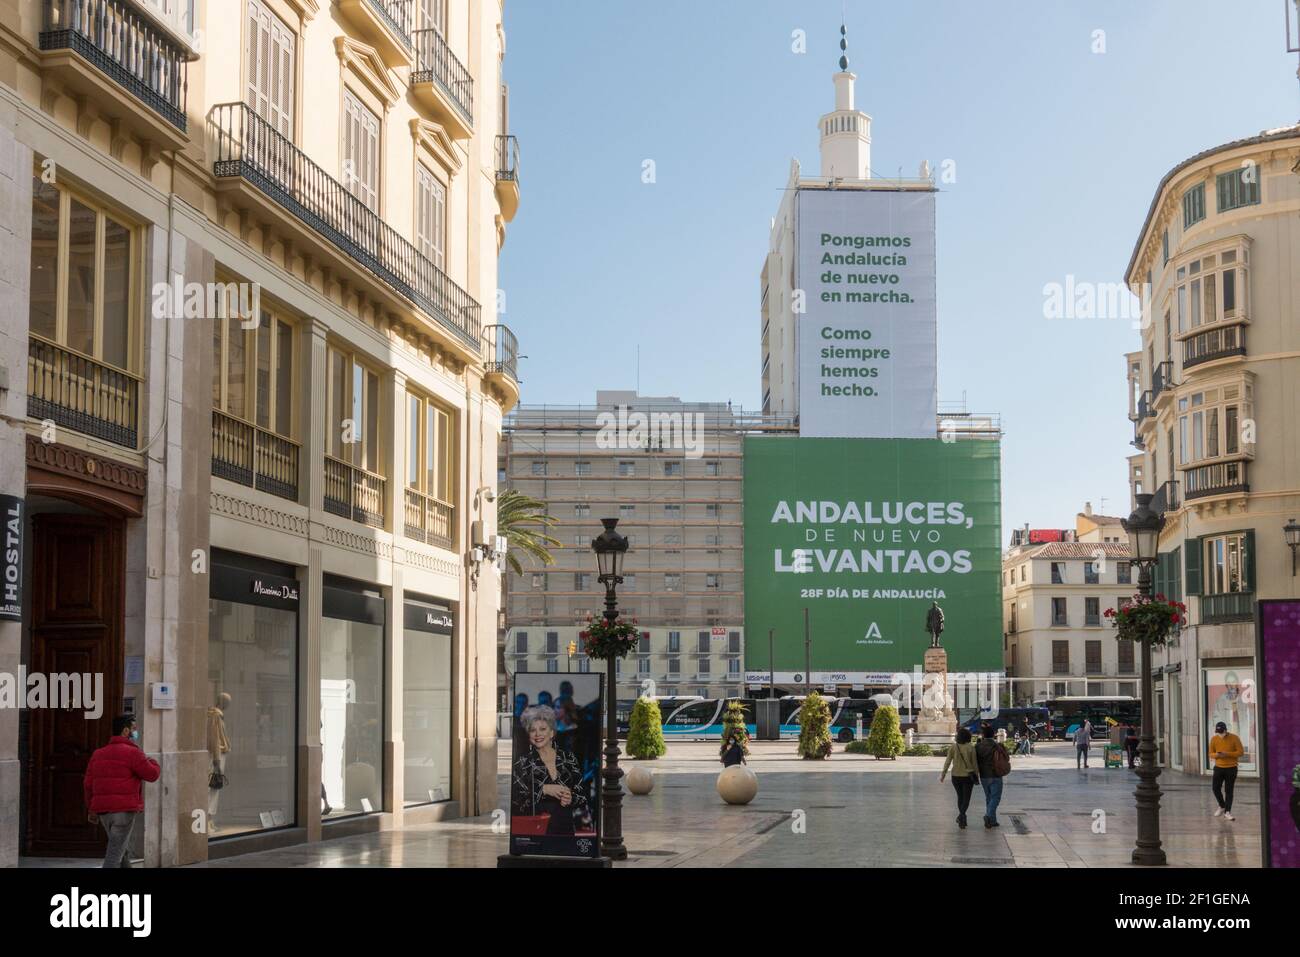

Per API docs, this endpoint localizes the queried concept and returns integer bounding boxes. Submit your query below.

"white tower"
[818,25,872,180]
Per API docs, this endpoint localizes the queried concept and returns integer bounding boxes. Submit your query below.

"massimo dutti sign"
[404,599,454,635]
[1,495,23,621]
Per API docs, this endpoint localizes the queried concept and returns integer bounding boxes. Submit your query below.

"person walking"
[1209,720,1244,821]
[940,727,980,829]
[1124,723,1140,769]
[83,714,161,868]
[975,723,1010,829]
[1074,719,1093,768]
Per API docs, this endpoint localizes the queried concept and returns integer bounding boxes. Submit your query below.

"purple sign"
[1259,600,1300,868]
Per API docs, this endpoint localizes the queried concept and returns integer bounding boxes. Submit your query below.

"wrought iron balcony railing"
[211,410,300,502]
[210,102,481,347]
[1184,323,1246,370]
[411,28,473,124]
[482,323,518,381]
[324,455,386,528]
[496,134,519,182]
[403,488,454,549]
[28,336,139,448]
[1137,389,1156,420]
[1201,591,1254,624]
[1151,479,1180,514]
[1151,359,1175,399]
[365,0,413,45]
[41,0,189,131]
[1183,460,1249,500]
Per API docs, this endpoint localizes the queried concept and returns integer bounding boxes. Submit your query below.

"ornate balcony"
[1150,480,1180,514]
[1151,359,1175,404]
[211,410,299,502]
[495,134,520,221]
[39,0,192,150]
[1183,323,1246,370]
[404,488,454,549]
[210,102,480,348]
[411,28,473,138]
[28,336,139,448]
[324,455,386,528]
[1183,460,1249,501]
[336,0,414,69]
[1201,591,1254,624]
[482,324,518,381]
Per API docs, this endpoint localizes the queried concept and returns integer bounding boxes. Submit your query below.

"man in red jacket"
[83,715,161,868]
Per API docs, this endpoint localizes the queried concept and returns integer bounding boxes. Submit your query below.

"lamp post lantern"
[1122,493,1167,866]
[591,517,629,861]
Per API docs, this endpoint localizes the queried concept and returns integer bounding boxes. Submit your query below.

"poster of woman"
[1203,667,1258,771]
[510,673,602,858]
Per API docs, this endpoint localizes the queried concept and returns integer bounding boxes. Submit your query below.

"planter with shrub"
[796,691,833,759]
[865,704,906,760]
[626,696,667,759]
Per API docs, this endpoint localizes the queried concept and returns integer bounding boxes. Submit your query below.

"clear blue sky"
[499,0,1298,535]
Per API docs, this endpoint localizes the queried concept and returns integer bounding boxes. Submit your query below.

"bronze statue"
[925,601,945,649]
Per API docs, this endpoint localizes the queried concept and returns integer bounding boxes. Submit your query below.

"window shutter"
[1243,529,1255,593]
[1184,537,1202,595]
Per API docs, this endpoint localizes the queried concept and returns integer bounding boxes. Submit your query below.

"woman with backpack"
[974,723,1011,828]
[940,727,980,829]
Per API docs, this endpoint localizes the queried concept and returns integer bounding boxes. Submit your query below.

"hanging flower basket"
[1104,593,1186,646]
[579,614,640,660]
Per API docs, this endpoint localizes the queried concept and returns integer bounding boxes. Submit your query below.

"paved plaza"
[182,741,1259,868]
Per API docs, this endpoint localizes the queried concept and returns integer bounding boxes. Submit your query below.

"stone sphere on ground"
[626,765,655,795]
[716,765,758,805]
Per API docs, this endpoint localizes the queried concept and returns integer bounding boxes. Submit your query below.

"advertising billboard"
[743,436,1002,676]
[1258,600,1300,867]
[508,673,602,859]
[796,187,937,439]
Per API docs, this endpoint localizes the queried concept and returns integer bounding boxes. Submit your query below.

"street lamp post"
[1284,518,1300,576]
[1122,493,1167,866]
[591,517,629,862]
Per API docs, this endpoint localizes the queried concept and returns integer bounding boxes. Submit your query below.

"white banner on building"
[796,188,937,438]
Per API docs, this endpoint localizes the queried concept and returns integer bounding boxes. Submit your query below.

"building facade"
[1124,124,1300,777]
[1,0,519,866]
[1003,511,1138,706]
[499,392,796,705]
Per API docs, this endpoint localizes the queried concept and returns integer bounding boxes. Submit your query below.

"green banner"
[743,436,1003,676]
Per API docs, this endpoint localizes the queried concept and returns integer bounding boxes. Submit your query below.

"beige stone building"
[1002,510,1138,707]
[499,392,796,706]
[1124,124,1300,777]
[0,0,518,866]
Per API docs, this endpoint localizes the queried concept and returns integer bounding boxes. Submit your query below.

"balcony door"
[246,0,295,137]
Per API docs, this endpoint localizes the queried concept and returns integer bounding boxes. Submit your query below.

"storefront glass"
[207,555,299,838]
[321,591,385,817]
[403,599,453,805]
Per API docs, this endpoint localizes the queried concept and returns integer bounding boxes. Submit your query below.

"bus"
[1038,696,1140,739]
[616,696,895,742]
[958,706,1051,740]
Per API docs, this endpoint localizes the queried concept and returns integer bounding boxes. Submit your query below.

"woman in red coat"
[83,715,161,868]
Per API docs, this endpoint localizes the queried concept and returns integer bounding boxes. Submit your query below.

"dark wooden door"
[25,513,125,857]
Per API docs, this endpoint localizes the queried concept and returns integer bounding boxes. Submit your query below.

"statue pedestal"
[915,647,957,742]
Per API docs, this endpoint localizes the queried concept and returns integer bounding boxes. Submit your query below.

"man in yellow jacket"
[1209,720,1244,822]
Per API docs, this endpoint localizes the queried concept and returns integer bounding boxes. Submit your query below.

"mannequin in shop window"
[206,692,231,834]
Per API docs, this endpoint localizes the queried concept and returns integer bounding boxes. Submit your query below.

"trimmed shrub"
[865,704,906,759]
[843,740,871,755]
[626,696,666,759]
[797,691,833,759]
[720,699,751,755]
[902,743,934,757]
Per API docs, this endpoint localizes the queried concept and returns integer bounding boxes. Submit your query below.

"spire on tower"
[838,24,849,71]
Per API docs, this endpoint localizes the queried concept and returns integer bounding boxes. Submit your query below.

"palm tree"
[496,488,561,576]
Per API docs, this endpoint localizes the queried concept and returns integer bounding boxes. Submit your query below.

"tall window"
[1203,532,1251,595]
[420,0,447,33]
[1052,641,1069,675]
[1182,183,1205,228]
[246,0,294,136]
[343,89,380,212]
[213,302,295,438]
[1051,597,1068,626]
[328,348,382,474]
[405,391,455,502]
[1216,168,1260,212]
[416,164,446,270]
[29,178,134,373]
